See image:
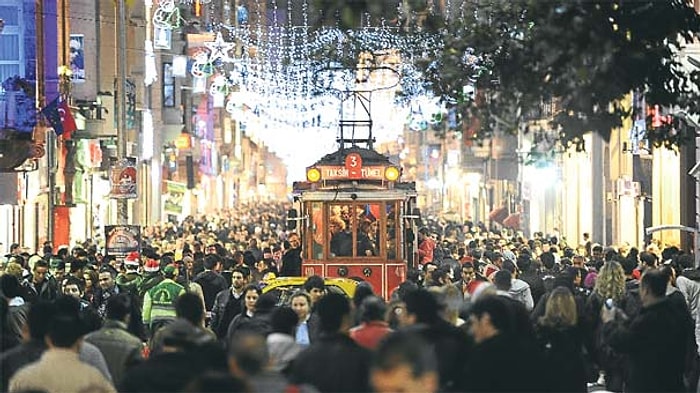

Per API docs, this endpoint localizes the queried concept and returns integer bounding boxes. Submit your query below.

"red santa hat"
[483,263,500,282]
[124,251,140,265]
[143,258,160,272]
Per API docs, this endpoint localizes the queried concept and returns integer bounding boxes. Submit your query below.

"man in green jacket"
[142,264,185,334]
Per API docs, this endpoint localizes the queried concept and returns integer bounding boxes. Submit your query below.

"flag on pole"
[59,100,77,140]
[40,97,77,139]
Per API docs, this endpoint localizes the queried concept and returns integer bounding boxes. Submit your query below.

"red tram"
[289,145,418,299]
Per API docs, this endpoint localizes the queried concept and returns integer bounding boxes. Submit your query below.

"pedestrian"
[142,264,186,334]
[267,306,302,374]
[290,290,318,346]
[210,266,249,339]
[371,331,439,393]
[149,293,216,356]
[8,297,116,393]
[535,287,587,392]
[463,294,544,392]
[602,269,695,392]
[289,293,372,393]
[280,234,302,277]
[85,293,144,385]
[349,296,392,349]
[193,254,228,322]
[402,289,471,392]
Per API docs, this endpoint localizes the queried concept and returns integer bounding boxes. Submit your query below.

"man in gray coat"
[85,293,144,385]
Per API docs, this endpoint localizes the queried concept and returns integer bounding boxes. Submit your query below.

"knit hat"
[144,258,160,272]
[163,264,177,277]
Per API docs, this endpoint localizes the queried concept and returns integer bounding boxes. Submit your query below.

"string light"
[157,0,480,159]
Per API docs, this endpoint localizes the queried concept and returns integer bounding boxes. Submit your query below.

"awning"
[503,213,521,229]
[488,206,508,224]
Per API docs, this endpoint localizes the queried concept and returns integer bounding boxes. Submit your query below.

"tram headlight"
[384,166,400,182]
[306,167,321,183]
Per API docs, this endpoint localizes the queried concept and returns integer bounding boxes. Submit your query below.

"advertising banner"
[109,157,137,199]
[164,181,186,214]
[104,225,141,257]
[69,34,85,83]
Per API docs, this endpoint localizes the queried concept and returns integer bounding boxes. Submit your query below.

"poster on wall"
[164,181,186,214]
[104,225,141,257]
[69,34,85,83]
[109,157,137,199]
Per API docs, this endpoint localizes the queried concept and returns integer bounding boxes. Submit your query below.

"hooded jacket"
[509,278,534,311]
[267,333,302,373]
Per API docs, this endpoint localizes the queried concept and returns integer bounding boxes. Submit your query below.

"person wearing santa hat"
[116,251,143,296]
[137,254,164,298]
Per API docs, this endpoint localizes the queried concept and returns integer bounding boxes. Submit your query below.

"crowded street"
[2,0,700,392]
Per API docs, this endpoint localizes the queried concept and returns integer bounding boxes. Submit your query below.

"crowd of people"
[0,202,698,393]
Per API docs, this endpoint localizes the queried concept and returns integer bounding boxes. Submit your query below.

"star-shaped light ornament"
[205,32,234,64]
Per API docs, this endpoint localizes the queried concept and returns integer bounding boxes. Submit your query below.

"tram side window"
[310,202,324,259]
[329,204,354,257]
[386,203,397,260]
[356,203,380,257]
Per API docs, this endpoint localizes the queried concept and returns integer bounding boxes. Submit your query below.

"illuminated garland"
[152,0,470,147]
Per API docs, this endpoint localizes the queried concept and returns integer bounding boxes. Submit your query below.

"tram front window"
[328,202,385,258]
[329,205,353,257]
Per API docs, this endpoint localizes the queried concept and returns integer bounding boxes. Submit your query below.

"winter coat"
[462,333,545,392]
[8,348,116,393]
[5,297,28,343]
[21,277,58,303]
[535,324,587,392]
[84,319,144,385]
[289,333,372,393]
[137,273,163,298]
[0,340,44,392]
[267,332,302,373]
[605,297,694,392]
[119,350,225,392]
[149,318,216,356]
[210,288,244,339]
[193,270,228,311]
[508,278,534,311]
[142,279,185,329]
[115,272,143,296]
[349,321,393,350]
[406,319,472,392]
[226,309,273,343]
[676,275,700,356]
[519,268,546,306]
[280,248,302,277]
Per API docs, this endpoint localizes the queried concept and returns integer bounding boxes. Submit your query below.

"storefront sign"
[104,225,140,257]
[109,157,137,199]
[164,181,186,214]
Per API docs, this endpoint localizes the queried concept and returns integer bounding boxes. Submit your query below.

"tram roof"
[313,145,394,167]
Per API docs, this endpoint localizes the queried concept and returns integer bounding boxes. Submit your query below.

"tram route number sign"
[105,225,141,257]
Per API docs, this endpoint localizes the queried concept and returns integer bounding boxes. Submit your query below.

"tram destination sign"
[318,165,385,181]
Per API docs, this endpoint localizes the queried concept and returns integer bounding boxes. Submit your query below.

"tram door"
[302,199,406,299]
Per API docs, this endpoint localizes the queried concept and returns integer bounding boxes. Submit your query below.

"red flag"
[58,100,77,140]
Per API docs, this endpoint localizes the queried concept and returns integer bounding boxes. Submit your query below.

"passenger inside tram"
[330,215,353,257]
